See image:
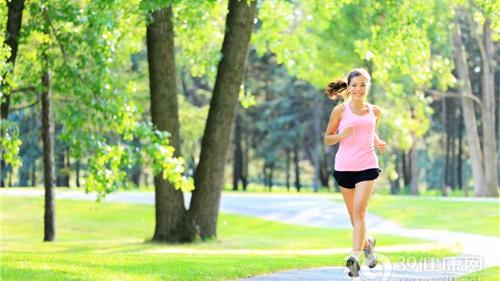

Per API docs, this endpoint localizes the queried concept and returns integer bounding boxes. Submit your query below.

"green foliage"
[0,1,23,168]
[178,95,208,167]
[0,121,22,168]
[254,0,358,87]
[174,0,225,80]
[239,85,257,108]
[250,0,467,187]
[5,0,193,196]
[252,0,449,161]
[85,122,194,200]
[2,0,493,193]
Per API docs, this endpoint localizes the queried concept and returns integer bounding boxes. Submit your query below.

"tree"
[146,4,195,242]
[452,7,498,197]
[1,0,25,187]
[475,17,498,195]
[232,107,247,191]
[189,0,257,239]
[41,52,55,242]
[2,0,195,240]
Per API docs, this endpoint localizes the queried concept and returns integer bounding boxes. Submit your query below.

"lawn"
[1,195,457,281]
[343,194,500,236]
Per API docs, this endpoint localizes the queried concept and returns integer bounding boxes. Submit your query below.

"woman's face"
[348,75,369,100]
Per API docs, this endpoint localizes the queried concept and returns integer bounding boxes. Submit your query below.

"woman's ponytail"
[324,79,348,100]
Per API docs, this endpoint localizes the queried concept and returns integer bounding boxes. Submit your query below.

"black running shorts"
[333,168,381,189]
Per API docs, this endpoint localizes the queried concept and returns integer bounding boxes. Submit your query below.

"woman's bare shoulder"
[372,104,382,117]
[333,102,345,113]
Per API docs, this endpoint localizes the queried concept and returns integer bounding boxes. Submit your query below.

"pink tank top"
[334,101,379,171]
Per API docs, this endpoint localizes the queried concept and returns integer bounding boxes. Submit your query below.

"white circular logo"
[358,252,393,281]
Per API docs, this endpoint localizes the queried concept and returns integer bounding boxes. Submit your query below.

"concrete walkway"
[241,255,484,281]
[2,189,499,280]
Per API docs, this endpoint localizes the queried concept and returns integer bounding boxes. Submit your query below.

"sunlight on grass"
[359,195,500,236]
[1,195,459,281]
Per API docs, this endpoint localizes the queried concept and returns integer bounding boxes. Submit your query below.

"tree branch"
[422,87,484,113]
[11,86,37,93]
[10,99,39,112]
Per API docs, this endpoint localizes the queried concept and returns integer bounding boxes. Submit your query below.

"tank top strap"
[344,101,352,114]
[368,103,373,115]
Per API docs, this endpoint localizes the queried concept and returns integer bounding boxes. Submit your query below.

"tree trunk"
[31,159,36,187]
[319,145,330,188]
[1,0,25,187]
[452,13,489,196]
[18,155,30,186]
[445,115,450,188]
[41,60,55,242]
[477,18,498,195]
[232,109,243,191]
[450,116,457,189]
[144,172,149,188]
[458,109,464,194]
[441,97,448,195]
[262,163,267,187]
[496,53,500,185]
[242,127,248,191]
[131,163,141,187]
[294,142,301,192]
[270,162,274,190]
[285,148,290,191]
[409,132,419,195]
[0,0,25,117]
[55,127,69,187]
[310,97,321,192]
[147,5,195,242]
[75,159,81,187]
[65,147,71,187]
[130,137,141,187]
[189,0,257,240]
[401,150,411,189]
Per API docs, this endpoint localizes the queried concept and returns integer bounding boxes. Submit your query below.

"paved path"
[241,255,484,281]
[2,189,499,280]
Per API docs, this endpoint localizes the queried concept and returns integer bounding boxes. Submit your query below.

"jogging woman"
[323,68,388,277]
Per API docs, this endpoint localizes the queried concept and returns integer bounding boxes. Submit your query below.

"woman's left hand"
[375,139,388,152]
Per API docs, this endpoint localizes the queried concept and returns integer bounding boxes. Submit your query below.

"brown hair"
[324,68,371,100]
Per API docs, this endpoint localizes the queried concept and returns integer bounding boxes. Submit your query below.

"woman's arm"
[324,104,352,146]
[373,105,388,152]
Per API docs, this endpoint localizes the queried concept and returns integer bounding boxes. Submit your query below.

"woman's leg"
[340,186,369,250]
[340,186,355,225]
[351,180,376,257]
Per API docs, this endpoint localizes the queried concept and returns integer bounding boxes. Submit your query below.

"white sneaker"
[363,237,377,268]
[346,255,361,277]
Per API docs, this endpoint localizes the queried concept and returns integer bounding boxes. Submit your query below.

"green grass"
[457,266,500,281]
[356,195,500,236]
[2,251,460,281]
[1,195,457,281]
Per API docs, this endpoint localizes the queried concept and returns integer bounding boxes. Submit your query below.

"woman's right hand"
[340,126,355,140]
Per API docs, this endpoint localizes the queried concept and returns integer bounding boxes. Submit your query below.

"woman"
[323,68,388,277]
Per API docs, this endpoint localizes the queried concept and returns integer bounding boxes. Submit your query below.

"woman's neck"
[350,99,366,110]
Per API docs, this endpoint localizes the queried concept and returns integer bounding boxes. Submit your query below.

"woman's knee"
[347,211,354,225]
[352,205,366,221]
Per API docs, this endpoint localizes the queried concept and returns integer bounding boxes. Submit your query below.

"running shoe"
[346,255,361,277]
[363,237,377,268]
